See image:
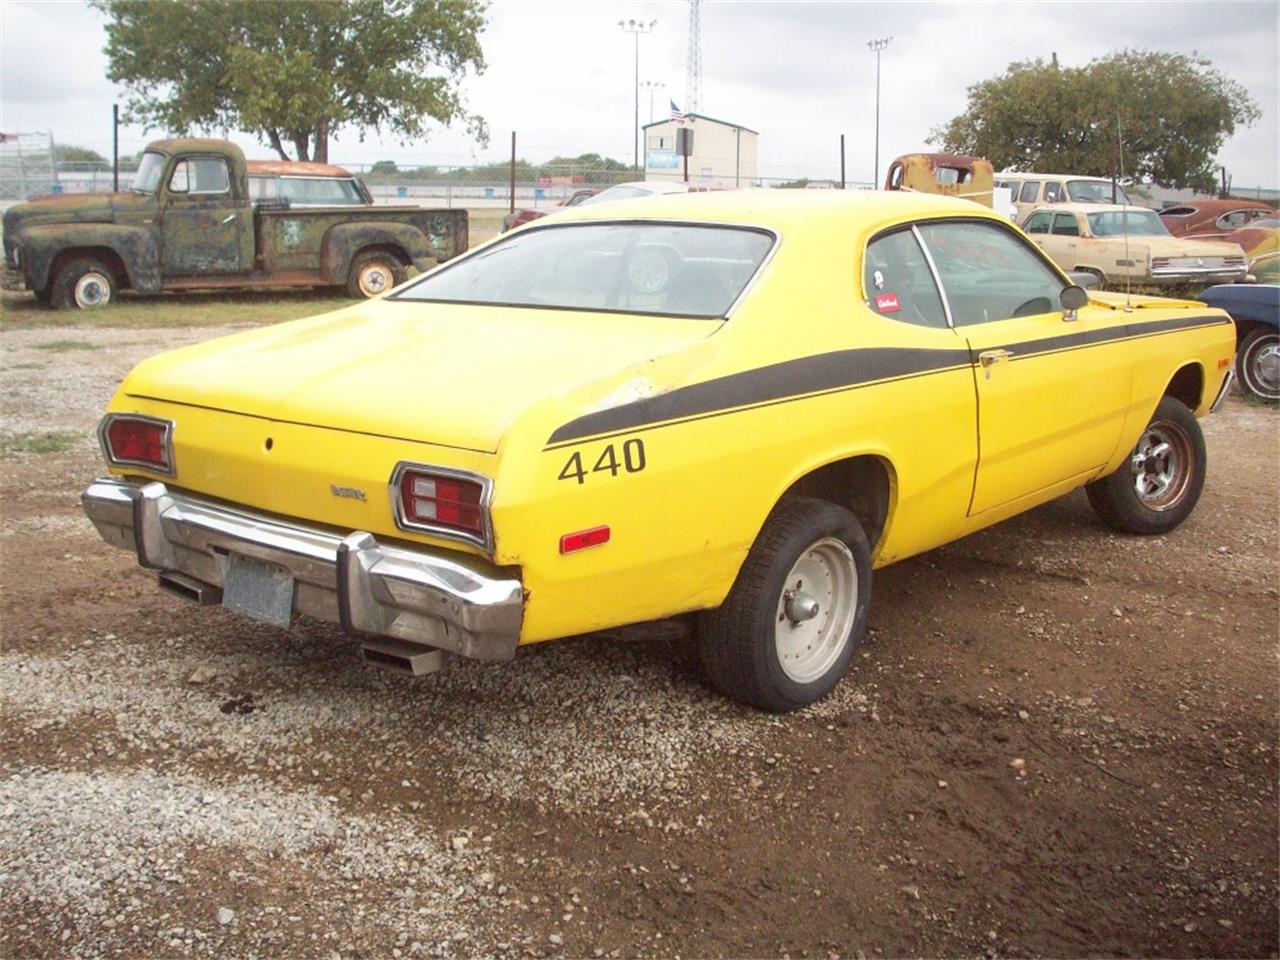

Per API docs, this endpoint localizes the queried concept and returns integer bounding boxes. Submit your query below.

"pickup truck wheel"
[697,496,871,712]
[32,286,51,303]
[1086,397,1206,534]
[1236,326,1280,401]
[347,252,405,298]
[51,257,115,310]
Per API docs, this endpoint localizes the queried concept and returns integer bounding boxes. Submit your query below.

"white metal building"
[642,113,757,187]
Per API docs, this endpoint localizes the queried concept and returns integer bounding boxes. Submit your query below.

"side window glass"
[1019,181,1041,203]
[917,220,1065,326]
[1043,182,1064,202]
[1051,213,1080,236]
[863,228,949,329]
[168,158,230,195]
[1024,212,1051,234]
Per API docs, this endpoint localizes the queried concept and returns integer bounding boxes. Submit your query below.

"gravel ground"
[1,324,1276,959]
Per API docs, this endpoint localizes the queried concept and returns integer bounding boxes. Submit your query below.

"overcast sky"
[2,0,1277,187]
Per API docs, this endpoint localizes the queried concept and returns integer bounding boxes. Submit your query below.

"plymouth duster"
[81,191,1235,711]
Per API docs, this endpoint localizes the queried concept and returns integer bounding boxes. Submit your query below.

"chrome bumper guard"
[81,478,523,661]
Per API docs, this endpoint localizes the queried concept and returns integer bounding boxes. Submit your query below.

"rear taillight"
[99,414,174,475]
[392,463,491,549]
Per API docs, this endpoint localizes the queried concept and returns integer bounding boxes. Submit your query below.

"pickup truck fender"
[321,221,440,284]
[16,222,161,294]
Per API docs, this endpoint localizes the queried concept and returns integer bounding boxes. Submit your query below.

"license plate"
[222,553,296,628]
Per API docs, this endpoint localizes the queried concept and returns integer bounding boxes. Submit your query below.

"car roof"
[246,160,355,178]
[1027,203,1153,215]
[543,188,1006,233]
[1000,172,1113,182]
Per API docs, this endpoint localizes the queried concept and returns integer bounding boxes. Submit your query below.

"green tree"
[93,0,488,163]
[930,50,1259,193]
[54,145,110,169]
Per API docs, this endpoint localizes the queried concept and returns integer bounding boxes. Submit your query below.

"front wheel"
[50,257,116,310]
[346,251,406,299]
[1085,397,1206,534]
[1236,326,1279,401]
[697,496,872,712]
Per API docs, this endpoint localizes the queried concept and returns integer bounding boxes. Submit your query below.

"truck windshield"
[1087,211,1169,237]
[394,222,775,319]
[132,152,167,194]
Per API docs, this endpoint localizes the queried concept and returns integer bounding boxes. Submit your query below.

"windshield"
[1087,211,1169,237]
[1068,180,1130,204]
[132,152,167,194]
[394,222,775,318]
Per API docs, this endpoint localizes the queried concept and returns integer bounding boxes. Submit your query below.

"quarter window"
[916,220,1065,326]
[1043,182,1065,203]
[863,228,948,329]
[1023,212,1051,234]
[1051,213,1080,236]
[1018,181,1041,203]
[168,157,230,195]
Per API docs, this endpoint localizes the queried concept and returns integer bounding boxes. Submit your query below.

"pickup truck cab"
[2,138,467,308]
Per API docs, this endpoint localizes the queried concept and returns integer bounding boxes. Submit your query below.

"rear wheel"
[697,496,872,712]
[1236,326,1280,401]
[51,257,116,310]
[1085,397,1206,534]
[346,251,405,298]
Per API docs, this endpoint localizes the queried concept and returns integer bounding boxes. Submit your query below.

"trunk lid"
[121,300,721,453]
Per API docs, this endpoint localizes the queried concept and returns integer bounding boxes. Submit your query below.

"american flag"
[669,100,685,123]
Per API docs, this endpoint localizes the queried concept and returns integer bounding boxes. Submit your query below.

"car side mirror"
[1059,284,1090,322]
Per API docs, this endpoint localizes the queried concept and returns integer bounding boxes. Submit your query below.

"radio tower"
[685,0,702,113]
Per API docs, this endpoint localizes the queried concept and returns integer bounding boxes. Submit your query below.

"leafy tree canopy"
[55,145,109,169]
[930,50,1260,193]
[93,0,488,162]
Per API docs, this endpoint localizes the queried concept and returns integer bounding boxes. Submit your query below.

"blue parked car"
[1198,284,1279,400]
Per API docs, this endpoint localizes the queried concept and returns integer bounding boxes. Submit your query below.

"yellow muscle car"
[82,191,1236,712]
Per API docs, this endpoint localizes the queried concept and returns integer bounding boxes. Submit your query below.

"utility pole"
[112,103,120,192]
[867,36,893,187]
[619,19,657,175]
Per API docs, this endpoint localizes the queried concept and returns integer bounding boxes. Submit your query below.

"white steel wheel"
[74,270,112,308]
[774,537,859,684]
[697,495,872,713]
[357,261,394,297]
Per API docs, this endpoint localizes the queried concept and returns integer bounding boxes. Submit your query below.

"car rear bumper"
[81,477,523,661]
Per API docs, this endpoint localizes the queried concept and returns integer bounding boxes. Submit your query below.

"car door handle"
[978,349,1015,366]
[220,214,236,224]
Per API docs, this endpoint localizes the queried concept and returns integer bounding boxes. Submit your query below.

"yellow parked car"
[1022,203,1249,288]
[83,191,1236,711]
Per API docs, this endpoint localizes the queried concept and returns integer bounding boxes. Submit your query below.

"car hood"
[119,300,721,454]
[1,192,154,236]
[1134,237,1247,258]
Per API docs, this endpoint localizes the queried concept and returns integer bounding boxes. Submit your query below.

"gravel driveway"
[2,325,1277,958]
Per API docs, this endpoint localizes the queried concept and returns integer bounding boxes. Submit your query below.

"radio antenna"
[1118,115,1133,312]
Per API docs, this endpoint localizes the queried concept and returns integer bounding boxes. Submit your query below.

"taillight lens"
[394,464,490,547]
[100,414,173,474]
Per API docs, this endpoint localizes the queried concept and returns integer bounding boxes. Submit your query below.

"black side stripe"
[545,313,1230,448]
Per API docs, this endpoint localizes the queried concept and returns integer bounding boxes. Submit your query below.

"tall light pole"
[619,18,657,175]
[641,80,665,124]
[867,36,893,188]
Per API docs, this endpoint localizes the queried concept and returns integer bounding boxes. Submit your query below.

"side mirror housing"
[1060,284,1090,309]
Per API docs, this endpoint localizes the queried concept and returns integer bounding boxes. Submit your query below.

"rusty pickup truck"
[2,138,467,309]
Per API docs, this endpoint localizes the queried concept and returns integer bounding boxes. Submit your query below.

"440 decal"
[557,438,647,485]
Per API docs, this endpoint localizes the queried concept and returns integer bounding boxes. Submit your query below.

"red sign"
[537,176,551,187]
[875,293,901,313]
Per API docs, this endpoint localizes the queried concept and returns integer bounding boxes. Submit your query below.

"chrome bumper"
[1210,367,1236,413]
[81,478,523,661]
[1149,266,1248,282]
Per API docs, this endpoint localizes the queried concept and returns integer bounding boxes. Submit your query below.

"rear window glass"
[279,177,364,205]
[394,222,775,319]
[863,228,947,328]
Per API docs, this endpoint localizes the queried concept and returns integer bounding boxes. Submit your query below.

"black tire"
[346,251,406,298]
[32,286,52,304]
[1085,396,1206,534]
[1236,326,1279,402]
[697,495,872,712]
[50,256,116,310]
